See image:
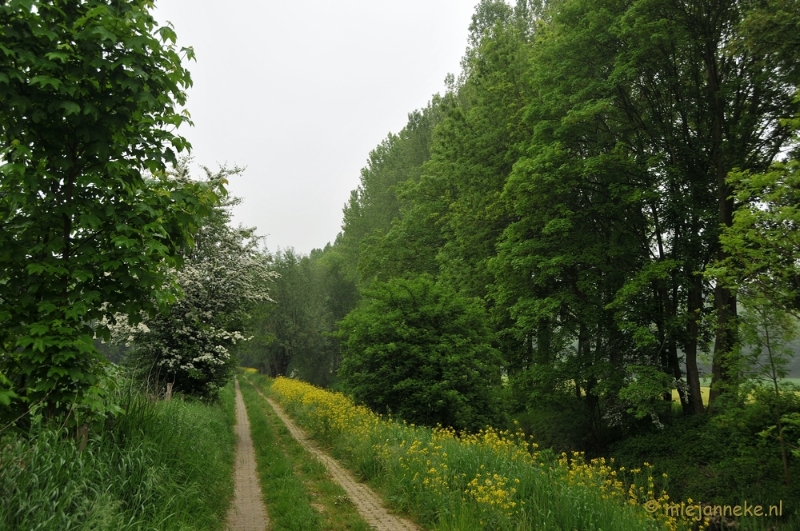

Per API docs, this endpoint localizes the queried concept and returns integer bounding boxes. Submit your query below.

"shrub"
[336,274,503,432]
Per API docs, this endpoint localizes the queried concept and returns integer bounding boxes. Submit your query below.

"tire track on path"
[227,377,269,531]
[245,378,420,531]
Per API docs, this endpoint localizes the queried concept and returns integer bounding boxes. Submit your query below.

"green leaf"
[29,76,62,89]
[0,43,15,57]
[45,51,70,63]
[158,25,177,44]
[74,5,109,28]
[61,101,80,115]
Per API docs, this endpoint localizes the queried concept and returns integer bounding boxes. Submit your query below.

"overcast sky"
[153,0,479,255]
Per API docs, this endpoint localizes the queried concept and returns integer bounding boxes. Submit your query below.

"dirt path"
[227,378,269,531]
[246,379,419,531]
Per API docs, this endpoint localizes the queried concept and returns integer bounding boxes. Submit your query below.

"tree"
[112,164,275,399]
[338,101,442,286]
[240,246,358,386]
[714,149,800,318]
[490,0,800,421]
[336,275,503,432]
[485,0,656,444]
[243,248,332,381]
[601,0,800,409]
[0,1,218,419]
[708,97,800,484]
[739,294,798,486]
[428,0,533,301]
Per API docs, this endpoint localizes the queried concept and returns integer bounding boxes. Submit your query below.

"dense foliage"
[0,0,222,420]
[269,0,800,526]
[316,0,800,424]
[715,154,800,320]
[238,247,357,386]
[337,275,502,431]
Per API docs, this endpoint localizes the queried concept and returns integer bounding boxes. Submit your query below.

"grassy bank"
[0,382,236,531]
[611,399,800,530]
[238,375,371,531]
[256,375,680,531]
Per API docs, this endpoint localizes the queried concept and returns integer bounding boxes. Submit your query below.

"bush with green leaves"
[610,391,800,528]
[336,274,503,432]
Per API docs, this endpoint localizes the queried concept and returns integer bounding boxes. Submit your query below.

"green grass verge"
[0,382,236,531]
[238,375,372,531]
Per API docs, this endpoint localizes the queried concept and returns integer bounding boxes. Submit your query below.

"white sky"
[153,0,479,255]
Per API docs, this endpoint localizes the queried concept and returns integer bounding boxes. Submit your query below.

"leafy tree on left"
[0,1,223,423]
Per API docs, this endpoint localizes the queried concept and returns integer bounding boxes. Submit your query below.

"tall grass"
[262,375,682,531]
[0,382,236,531]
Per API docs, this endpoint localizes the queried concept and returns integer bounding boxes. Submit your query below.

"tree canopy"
[286,0,800,438]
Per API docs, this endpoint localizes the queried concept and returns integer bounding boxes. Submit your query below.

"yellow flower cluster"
[270,377,685,531]
[555,452,682,531]
[466,473,518,512]
[271,375,380,440]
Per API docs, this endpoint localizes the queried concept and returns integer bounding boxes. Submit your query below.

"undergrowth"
[0,381,236,531]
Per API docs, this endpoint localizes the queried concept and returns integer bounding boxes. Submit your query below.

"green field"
[671,378,800,406]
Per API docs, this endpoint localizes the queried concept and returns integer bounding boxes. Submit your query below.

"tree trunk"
[703,19,738,412]
[685,275,705,414]
[708,170,738,410]
[659,283,689,411]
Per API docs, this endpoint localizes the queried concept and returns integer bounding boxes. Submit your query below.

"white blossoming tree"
[113,162,275,399]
